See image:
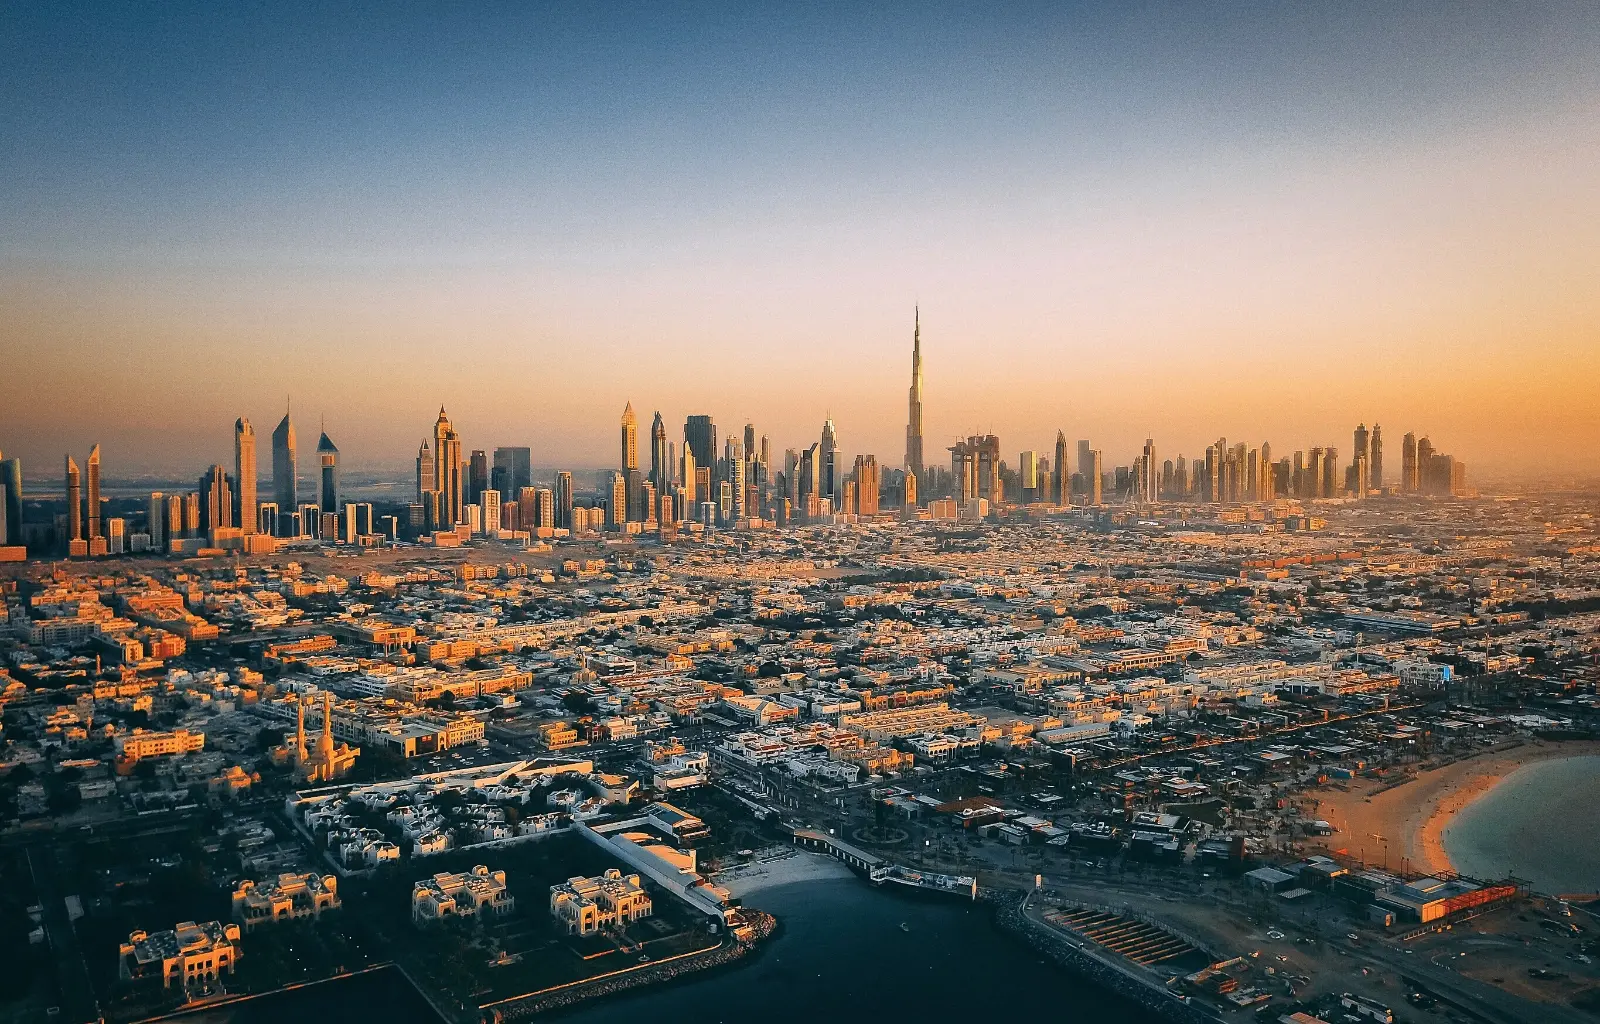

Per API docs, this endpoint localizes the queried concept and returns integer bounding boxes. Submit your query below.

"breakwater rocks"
[986,891,1215,1024]
[482,912,778,1022]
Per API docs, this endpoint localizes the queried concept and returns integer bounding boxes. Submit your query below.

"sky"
[2,2,1598,482]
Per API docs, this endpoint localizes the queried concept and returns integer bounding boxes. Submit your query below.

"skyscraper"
[1401,431,1418,493]
[949,435,1001,505]
[1352,423,1370,497]
[684,415,717,473]
[318,429,339,513]
[554,471,574,530]
[905,308,925,478]
[492,446,531,500]
[1370,425,1384,491]
[820,419,839,499]
[1018,450,1038,501]
[650,412,670,494]
[147,492,166,550]
[467,449,488,507]
[1054,431,1069,506]
[1141,438,1158,502]
[854,454,880,516]
[85,443,102,541]
[416,441,435,502]
[165,493,184,540]
[199,465,234,536]
[0,454,21,546]
[64,455,82,543]
[620,403,638,471]
[272,405,298,533]
[432,407,463,525]
[681,442,697,511]
[234,418,257,535]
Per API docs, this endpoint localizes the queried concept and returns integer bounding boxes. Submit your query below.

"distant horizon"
[5,4,1598,480]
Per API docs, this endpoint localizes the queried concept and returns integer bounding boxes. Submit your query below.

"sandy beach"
[1310,739,1600,878]
[712,847,858,898]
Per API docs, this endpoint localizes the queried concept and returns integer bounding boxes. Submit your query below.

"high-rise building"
[184,493,202,538]
[416,441,435,502]
[316,430,339,513]
[492,447,531,500]
[905,308,925,478]
[233,418,257,535]
[86,443,102,540]
[199,465,234,536]
[165,493,185,540]
[798,443,820,513]
[684,415,717,474]
[481,489,500,534]
[854,455,880,516]
[467,450,489,507]
[1054,432,1069,506]
[1141,438,1158,503]
[0,454,21,545]
[1088,450,1103,505]
[650,412,670,495]
[64,455,83,543]
[1352,423,1370,496]
[554,471,573,530]
[1323,447,1340,498]
[620,403,639,471]
[608,473,627,528]
[680,443,697,511]
[1370,425,1384,491]
[726,438,747,520]
[1018,450,1038,501]
[820,419,839,499]
[272,405,298,532]
[949,435,1001,505]
[147,492,166,550]
[432,407,463,526]
[1401,432,1418,493]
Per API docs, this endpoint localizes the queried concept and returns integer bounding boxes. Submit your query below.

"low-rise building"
[118,920,241,990]
[412,864,514,924]
[549,868,654,936]
[231,873,341,931]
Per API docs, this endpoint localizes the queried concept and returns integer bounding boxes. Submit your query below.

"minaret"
[905,308,925,478]
[294,697,309,766]
[316,692,336,766]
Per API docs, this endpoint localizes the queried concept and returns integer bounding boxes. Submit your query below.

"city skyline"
[3,5,1599,478]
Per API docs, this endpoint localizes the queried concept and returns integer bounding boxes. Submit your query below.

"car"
[1276,954,1289,962]
[1267,930,1286,940]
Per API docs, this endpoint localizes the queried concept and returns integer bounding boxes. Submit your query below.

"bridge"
[790,831,977,898]
[792,829,884,871]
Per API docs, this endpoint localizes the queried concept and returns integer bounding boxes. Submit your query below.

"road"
[26,845,102,1024]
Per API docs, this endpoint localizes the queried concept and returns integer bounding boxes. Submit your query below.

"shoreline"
[1311,739,1600,880]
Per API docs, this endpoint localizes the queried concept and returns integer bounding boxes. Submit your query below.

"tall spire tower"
[904,308,925,478]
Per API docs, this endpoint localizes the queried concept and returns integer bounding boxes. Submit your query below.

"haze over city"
[4,2,1599,479]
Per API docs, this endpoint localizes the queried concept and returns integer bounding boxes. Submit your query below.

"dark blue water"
[555,877,1161,1024]
[1444,754,1600,896]
[191,877,1162,1023]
